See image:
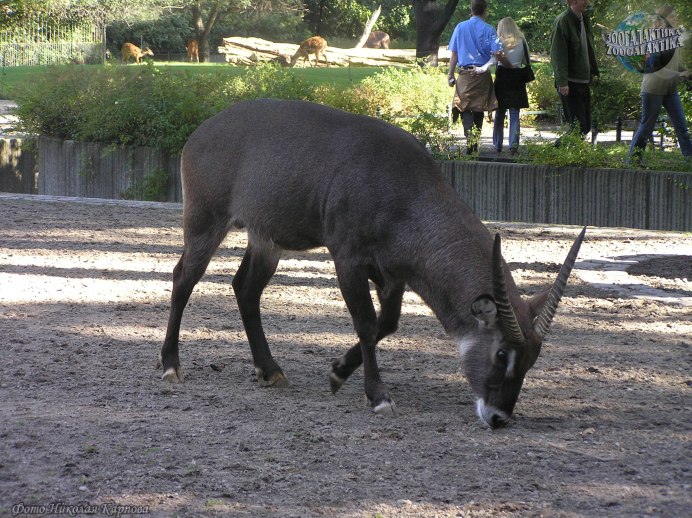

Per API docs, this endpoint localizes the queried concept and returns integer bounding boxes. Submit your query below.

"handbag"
[520,39,535,83]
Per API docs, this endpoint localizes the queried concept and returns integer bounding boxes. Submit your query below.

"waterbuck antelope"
[159,99,585,428]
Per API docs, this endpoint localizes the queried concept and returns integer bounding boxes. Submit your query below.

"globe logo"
[604,11,683,73]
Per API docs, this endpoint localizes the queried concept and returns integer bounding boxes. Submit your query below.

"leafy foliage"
[106,14,191,56]
[519,128,691,172]
[522,128,624,168]
[14,63,454,157]
[15,61,690,169]
[526,63,560,112]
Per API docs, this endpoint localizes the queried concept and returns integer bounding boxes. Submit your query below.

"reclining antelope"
[289,36,327,67]
[159,99,585,428]
[121,42,153,64]
[365,31,390,49]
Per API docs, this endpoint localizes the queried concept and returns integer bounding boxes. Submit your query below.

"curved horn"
[533,227,587,339]
[492,233,525,344]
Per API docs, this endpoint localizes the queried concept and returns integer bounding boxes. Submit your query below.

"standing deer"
[186,38,199,63]
[365,30,390,49]
[289,36,327,67]
[121,42,153,64]
[159,99,586,428]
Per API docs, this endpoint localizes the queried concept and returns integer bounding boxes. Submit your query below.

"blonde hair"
[497,17,525,50]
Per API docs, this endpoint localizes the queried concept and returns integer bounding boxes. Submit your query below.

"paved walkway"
[450,114,636,159]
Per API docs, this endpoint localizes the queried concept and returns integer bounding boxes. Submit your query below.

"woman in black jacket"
[493,17,530,155]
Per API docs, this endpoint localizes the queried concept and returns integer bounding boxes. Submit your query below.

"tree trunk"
[354,5,382,49]
[191,0,222,63]
[413,0,460,67]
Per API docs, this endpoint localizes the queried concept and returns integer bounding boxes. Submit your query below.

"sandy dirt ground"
[0,194,690,517]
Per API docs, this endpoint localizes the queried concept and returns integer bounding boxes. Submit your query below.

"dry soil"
[0,194,690,517]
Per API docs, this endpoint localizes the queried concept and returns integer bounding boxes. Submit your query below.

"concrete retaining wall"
[1,137,690,231]
[0,137,37,194]
[37,136,182,202]
[439,161,691,232]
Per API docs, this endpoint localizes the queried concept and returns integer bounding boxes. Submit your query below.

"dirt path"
[0,194,690,517]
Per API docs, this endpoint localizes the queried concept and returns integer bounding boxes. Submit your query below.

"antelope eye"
[496,349,508,365]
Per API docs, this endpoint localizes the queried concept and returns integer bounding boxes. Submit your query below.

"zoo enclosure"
[0,12,105,66]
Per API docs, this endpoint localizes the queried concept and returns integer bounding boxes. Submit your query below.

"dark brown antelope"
[121,42,153,64]
[159,99,585,428]
[365,30,390,49]
[186,38,199,63]
[289,36,327,67]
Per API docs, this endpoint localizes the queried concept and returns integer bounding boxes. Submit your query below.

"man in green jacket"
[550,0,599,137]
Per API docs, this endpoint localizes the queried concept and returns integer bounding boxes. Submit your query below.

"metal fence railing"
[0,13,105,66]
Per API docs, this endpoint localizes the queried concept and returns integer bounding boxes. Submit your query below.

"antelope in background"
[186,38,199,63]
[289,36,327,67]
[364,30,390,49]
[158,99,586,429]
[121,42,153,64]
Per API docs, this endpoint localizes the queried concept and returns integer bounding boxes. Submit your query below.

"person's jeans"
[629,90,692,158]
[493,108,520,152]
[462,110,484,153]
[558,81,592,136]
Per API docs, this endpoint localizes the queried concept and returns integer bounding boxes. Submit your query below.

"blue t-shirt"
[448,16,503,67]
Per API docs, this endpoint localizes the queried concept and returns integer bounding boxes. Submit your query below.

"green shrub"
[358,66,450,118]
[518,128,691,172]
[15,64,455,157]
[521,129,626,168]
[12,63,692,170]
[592,65,642,130]
[526,63,559,113]
[355,67,455,158]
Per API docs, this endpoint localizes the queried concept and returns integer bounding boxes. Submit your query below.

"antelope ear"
[471,295,498,325]
[528,290,550,320]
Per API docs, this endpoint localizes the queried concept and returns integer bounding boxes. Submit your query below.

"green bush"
[526,63,559,116]
[13,63,692,169]
[521,129,626,168]
[518,128,690,172]
[358,66,451,117]
[356,67,456,158]
[15,64,454,156]
[592,65,642,130]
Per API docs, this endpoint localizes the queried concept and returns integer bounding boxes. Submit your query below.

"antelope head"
[460,228,586,428]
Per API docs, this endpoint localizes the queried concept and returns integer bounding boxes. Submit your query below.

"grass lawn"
[0,62,384,99]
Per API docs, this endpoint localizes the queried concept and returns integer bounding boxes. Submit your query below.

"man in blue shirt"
[448,0,506,154]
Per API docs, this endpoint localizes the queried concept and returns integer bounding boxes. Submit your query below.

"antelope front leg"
[330,282,404,395]
[334,264,395,414]
[232,238,289,388]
